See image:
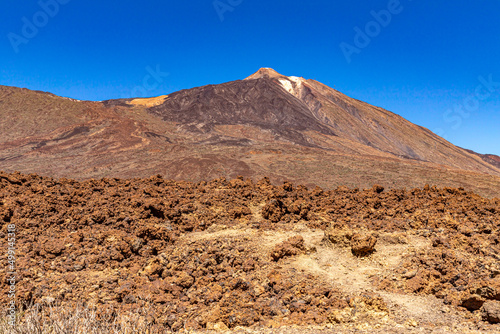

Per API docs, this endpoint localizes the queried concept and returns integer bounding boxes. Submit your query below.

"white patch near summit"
[278,76,305,97]
[289,76,303,83]
[279,79,294,94]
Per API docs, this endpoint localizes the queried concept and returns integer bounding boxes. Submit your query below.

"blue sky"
[1,0,499,155]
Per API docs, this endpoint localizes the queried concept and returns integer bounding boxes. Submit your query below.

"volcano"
[1,68,500,197]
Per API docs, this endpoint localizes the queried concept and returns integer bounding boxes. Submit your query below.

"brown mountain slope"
[463,148,500,170]
[1,69,500,197]
[245,69,499,173]
[146,68,498,174]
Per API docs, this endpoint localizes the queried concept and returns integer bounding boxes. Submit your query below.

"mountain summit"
[1,70,500,197]
[245,67,289,80]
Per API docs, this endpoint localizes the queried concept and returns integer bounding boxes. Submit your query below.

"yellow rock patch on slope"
[128,95,168,107]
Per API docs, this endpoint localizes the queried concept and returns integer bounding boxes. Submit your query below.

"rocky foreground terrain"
[1,171,500,333]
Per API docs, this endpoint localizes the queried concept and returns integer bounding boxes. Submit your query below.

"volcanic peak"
[245,67,288,80]
[245,68,307,98]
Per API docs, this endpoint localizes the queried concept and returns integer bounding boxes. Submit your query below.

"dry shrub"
[0,301,169,334]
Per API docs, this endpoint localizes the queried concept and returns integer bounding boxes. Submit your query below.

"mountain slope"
[1,70,500,197]
[142,68,498,174]
[463,148,500,170]
[244,69,498,173]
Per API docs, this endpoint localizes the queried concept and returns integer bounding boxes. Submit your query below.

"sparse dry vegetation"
[0,302,160,334]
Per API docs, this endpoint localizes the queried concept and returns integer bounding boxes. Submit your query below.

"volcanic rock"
[270,236,306,261]
[350,233,377,257]
[482,300,500,324]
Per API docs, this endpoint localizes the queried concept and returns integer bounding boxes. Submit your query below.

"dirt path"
[185,224,493,332]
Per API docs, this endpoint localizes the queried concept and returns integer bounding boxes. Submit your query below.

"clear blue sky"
[1,0,499,155]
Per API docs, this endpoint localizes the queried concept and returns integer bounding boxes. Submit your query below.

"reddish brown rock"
[270,236,305,261]
[0,171,499,331]
[482,300,500,324]
[461,294,486,311]
[351,233,377,257]
[176,271,194,288]
[262,199,287,223]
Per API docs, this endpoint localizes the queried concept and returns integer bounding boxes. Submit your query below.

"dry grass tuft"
[0,302,170,334]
